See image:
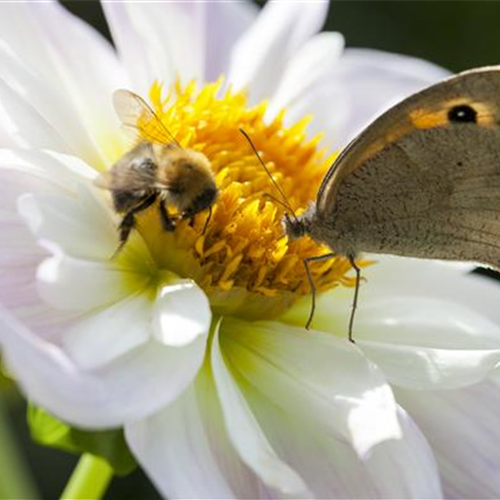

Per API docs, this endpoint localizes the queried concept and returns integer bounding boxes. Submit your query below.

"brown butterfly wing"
[313,66,500,269]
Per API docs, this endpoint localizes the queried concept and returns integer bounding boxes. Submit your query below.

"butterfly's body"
[286,66,500,271]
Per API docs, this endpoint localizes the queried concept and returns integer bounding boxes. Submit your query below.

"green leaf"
[27,404,137,476]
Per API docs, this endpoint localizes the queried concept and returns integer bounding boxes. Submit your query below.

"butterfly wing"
[314,66,500,269]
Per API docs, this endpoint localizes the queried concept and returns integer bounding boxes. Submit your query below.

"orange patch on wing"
[409,108,449,129]
[355,123,412,166]
[410,98,496,129]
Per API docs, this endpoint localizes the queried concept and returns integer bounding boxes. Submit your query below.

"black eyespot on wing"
[448,104,477,123]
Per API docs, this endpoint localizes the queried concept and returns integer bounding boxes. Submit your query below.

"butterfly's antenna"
[262,192,294,212]
[239,128,298,222]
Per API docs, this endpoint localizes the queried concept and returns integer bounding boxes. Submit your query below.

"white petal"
[356,261,500,389]
[266,32,344,119]
[284,260,500,390]
[211,320,309,496]
[360,338,500,391]
[0,246,77,345]
[0,304,207,428]
[204,1,258,81]
[103,2,205,93]
[0,77,69,152]
[0,1,128,163]
[0,207,42,308]
[0,221,77,343]
[356,297,500,390]
[396,381,500,498]
[365,255,500,329]
[104,0,259,87]
[0,157,89,340]
[364,407,442,498]
[9,153,154,265]
[23,3,128,161]
[243,384,442,498]
[287,48,450,149]
[0,41,105,166]
[220,318,401,459]
[0,148,97,192]
[227,0,329,103]
[126,369,263,499]
[36,248,148,312]
[100,3,155,95]
[0,2,122,91]
[18,187,118,262]
[62,293,151,371]
[152,279,211,347]
[0,151,121,334]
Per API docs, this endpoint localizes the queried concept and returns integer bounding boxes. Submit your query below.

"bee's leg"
[115,194,157,255]
[117,212,137,248]
[179,209,196,227]
[159,200,175,232]
[202,206,213,235]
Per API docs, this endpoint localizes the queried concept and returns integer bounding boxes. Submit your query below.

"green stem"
[60,454,113,500]
[0,401,39,500]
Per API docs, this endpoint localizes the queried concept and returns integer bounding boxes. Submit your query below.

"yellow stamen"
[119,79,366,319]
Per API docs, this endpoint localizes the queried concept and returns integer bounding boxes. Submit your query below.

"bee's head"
[182,186,218,218]
[157,147,218,216]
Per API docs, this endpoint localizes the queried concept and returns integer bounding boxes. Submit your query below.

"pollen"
[131,79,361,319]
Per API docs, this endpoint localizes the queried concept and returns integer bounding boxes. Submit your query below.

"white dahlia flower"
[0,1,500,498]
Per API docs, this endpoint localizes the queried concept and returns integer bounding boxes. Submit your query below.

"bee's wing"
[113,89,180,147]
[95,144,158,192]
[94,169,155,191]
[317,67,500,269]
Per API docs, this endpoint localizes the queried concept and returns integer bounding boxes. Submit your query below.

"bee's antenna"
[239,128,299,222]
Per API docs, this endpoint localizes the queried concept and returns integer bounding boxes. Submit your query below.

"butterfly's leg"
[159,200,176,232]
[114,194,157,257]
[303,253,336,330]
[347,254,361,344]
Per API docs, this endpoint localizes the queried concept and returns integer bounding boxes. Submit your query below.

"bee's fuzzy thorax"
[154,148,216,212]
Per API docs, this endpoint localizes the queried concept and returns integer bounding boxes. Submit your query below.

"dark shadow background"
[3,1,500,498]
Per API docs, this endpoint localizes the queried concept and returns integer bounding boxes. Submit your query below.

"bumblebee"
[97,90,217,251]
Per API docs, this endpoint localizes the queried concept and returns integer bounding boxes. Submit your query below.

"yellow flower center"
[117,80,360,320]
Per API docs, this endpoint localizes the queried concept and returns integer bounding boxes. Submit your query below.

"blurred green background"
[3,1,500,499]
